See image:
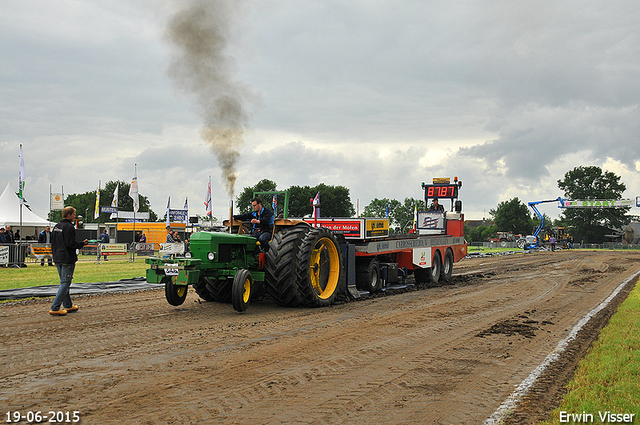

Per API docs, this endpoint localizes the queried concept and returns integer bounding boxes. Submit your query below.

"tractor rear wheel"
[232,269,252,312]
[202,276,232,303]
[296,228,344,307]
[164,277,187,306]
[193,276,216,302]
[265,224,310,307]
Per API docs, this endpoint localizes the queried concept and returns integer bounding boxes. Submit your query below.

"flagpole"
[18,144,24,267]
[133,165,136,263]
[129,164,138,263]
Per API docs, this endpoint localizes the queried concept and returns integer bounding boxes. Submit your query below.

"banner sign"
[30,243,52,259]
[160,243,185,256]
[169,209,188,221]
[101,206,118,213]
[301,218,389,239]
[111,211,150,220]
[99,243,128,256]
[562,199,634,208]
[51,193,64,211]
[0,246,9,264]
[417,211,446,230]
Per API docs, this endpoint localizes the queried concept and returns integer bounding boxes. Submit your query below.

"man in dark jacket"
[98,228,109,261]
[49,207,87,316]
[38,226,53,266]
[233,197,274,252]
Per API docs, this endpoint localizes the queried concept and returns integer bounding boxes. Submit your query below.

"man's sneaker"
[49,309,68,316]
[64,305,79,312]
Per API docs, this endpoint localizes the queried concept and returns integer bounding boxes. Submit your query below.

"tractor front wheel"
[164,277,188,306]
[232,269,252,312]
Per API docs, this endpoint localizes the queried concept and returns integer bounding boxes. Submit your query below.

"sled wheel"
[441,250,454,282]
[232,269,252,312]
[429,251,442,284]
[357,258,382,293]
[164,277,187,306]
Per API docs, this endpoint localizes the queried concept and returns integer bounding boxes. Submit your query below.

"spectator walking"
[49,207,87,316]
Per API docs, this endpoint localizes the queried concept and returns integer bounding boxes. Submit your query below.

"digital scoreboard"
[423,184,459,199]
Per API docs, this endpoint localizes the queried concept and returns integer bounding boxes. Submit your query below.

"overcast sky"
[1,0,639,224]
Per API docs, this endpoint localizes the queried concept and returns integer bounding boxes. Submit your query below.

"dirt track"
[2,250,639,424]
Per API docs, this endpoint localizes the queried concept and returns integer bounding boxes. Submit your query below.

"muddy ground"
[1,250,639,424]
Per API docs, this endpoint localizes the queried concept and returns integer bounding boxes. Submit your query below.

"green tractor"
[145,217,345,312]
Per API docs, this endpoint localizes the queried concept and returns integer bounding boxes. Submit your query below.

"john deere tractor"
[145,217,345,312]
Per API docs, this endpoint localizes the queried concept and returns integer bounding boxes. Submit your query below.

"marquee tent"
[0,182,51,228]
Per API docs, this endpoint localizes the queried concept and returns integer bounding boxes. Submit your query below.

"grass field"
[466,245,522,254]
[539,283,640,424]
[0,256,149,291]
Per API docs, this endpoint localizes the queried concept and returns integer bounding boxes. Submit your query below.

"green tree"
[557,166,629,243]
[464,224,497,243]
[236,180,355,218]
[362,198,401,226]
[362,197,425,233]
[489,197,531,235]
[235,179,278,214]
[395,197,425,232]
[288,184,355,218]
[47,180,157,224]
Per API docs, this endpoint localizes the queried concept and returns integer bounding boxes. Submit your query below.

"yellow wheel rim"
[308,237,339,299]
[176,285,187,298]
[242,278,251,303]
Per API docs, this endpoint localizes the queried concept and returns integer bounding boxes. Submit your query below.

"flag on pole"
[94,181,100,220]
[413,204,417,230]
[272,194,277,216]
[129,165,139,213]
[183,197,189,224]
[385,202,389,218]
[111,183,119,208]
[166,196,171,227]
[18,144,25,204]
[312,192,320,218]
[204,176,212,218]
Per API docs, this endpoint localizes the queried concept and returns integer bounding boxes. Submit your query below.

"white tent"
[0,182,52,229]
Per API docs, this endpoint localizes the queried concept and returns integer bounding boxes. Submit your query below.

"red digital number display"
[426,185,457,198]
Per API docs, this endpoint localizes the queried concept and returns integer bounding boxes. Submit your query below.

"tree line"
[56,166,636,243]
[467,166,635,243]
[47,180,157,224]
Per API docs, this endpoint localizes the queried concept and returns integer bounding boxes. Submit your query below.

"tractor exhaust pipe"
[229,200,233,234]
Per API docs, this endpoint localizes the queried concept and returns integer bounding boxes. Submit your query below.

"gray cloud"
[1,0,639,221]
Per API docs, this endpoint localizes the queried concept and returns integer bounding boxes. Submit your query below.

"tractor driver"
[429,198,445,212]
[233,197,274,253]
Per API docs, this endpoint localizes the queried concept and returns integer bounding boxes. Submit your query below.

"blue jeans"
[254,232,271,252]
[51,263,76,311]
